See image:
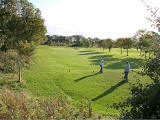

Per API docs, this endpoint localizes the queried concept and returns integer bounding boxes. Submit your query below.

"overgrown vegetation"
[113,3,160,119]
[114,51,160,119]
[0,88,97,119]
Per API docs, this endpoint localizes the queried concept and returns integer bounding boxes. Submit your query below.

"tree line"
[45,30,160,56]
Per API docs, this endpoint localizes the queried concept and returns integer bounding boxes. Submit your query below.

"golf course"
[22,45,149,115]
[1,0,160,118]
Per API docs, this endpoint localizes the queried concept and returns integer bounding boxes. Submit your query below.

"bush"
[16,41,35,57]
[0,88,94,119]
[114,81,160,119]
[143,55,160,83]
[0,50,18,73]
[0,49,32,74]
[114,50,160,119]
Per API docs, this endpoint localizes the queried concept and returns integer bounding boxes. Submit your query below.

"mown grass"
[22,46,150,115]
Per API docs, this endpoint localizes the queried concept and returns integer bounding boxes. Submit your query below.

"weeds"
[0,88,97,119]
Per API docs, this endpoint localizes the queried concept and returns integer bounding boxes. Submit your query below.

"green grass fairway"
[23,46,149,115]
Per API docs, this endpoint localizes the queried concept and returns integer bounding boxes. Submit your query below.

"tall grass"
[0,88,104,119]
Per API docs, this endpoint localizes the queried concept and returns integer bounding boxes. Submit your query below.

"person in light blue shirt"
[99,59,105,73]
[124,61,130,82]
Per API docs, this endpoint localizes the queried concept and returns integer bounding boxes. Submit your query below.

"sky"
[28,0,160,40]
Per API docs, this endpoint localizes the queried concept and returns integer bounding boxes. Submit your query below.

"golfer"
[124,61,130,82]
[99,59,105,73]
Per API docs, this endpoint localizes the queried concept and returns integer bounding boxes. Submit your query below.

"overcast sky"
[28,0,160,39]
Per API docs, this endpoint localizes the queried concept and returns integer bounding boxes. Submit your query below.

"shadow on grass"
[74,72,100,82]
[89,55,119,65]
[78,49,104,55]
[91,80,126,101]
[79,52,104,55]
[89,55,144,69]
[79,50,96,53]
[104,58,144,69]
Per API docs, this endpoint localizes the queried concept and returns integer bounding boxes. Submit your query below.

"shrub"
[0,50,18,73]
[114,50,160,119]
[0,49,32,74]
[16,41,35,57]
[0,88,94,119]
[114,81,160,119]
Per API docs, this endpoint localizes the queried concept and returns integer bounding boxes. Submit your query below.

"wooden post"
[88,103,92,118]
[18,62,22,82]
[121,47,122,55]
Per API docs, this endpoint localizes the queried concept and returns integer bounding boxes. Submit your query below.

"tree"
[132,29,147,53]
[115,38,125,55]
[71,35,85,47]
[101,40,107,51]
[65,37,71,46]
[93,37,100,47]
[105,38,113,52]
[88,37,94,47]
[149,31,160,55]
[0,0,46,52]
[95,39,101,48]
[0,0,46,82]
[139,33,152,57]
[122,38,133,56]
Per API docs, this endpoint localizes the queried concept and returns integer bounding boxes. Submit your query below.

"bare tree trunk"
[18,62,22,82]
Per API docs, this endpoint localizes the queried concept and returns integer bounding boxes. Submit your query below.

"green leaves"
[0,0,46,53]
[102,38,113,52]
[122,38,133,49]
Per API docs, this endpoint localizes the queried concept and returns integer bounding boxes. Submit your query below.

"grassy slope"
[23,46,149,115]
